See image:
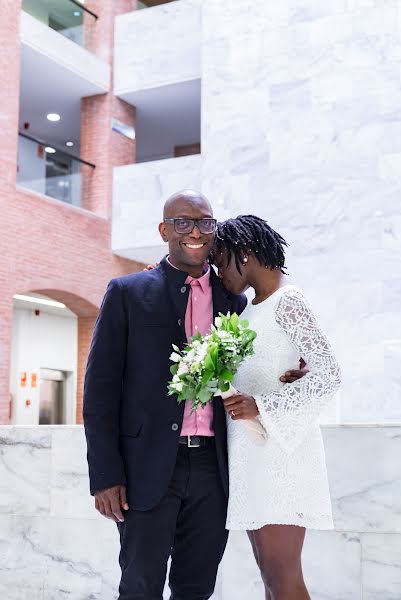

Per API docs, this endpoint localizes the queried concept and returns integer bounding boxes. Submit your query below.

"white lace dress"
[226,284,341,531]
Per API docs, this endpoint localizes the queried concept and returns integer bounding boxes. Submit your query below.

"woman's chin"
[222,280,240,295]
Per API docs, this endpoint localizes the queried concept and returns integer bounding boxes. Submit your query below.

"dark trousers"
[117,441,228,600]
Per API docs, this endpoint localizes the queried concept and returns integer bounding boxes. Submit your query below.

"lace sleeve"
[254,289,341,454]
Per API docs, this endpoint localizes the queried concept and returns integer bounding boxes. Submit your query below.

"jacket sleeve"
[83,278,127,495]
[232,293,248,316]
[254,289,341,454]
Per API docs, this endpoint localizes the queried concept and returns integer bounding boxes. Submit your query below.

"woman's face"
[213,246,250,295]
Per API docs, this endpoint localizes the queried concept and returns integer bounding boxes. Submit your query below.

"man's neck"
[167,255,207,279]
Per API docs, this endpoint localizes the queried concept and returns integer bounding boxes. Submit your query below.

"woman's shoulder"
[271,283,306,305]
[273,284,312,315]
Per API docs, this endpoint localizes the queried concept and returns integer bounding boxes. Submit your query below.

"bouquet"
[168,312,267,442]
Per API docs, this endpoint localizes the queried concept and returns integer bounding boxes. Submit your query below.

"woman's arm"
[255,288,341,453]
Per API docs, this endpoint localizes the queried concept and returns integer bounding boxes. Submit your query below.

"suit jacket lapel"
[160,256,189,345]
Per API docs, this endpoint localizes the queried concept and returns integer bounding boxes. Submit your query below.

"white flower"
[214,317,223,328]
[170,352,182,362]
[217,330,231,340]
[172,374,180,383]
[185,349,195,363]
[177,362,189,375]
[174,382,183,392]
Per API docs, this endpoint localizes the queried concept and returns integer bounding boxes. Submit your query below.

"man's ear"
[158,222,168,243]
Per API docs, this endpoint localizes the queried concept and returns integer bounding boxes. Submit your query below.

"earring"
[242,256,248,265]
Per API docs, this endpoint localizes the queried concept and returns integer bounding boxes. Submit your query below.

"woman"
[212,215,341,600]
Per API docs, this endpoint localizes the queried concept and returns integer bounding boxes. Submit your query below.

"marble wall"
[1,425,400,600]
[113,0,401,425]
[114,0,200,94]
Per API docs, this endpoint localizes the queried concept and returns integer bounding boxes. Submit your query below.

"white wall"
[113,0,401,426]
[10,306,78,425]
[1,425,400,600]
[114,0,201,94]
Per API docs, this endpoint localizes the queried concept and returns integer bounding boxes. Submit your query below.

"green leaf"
[198,387,213,404]
[220,368,233,382]
[218,381,230,393]
[204,353,215,371]
[170,365,178,375]
[201,370,213,385]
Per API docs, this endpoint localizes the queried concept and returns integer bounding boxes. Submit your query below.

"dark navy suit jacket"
[83,256,247,511]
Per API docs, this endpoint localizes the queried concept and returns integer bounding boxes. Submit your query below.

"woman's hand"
[279,358,309,383]
[143,262,160,271]
[223,392,259,420]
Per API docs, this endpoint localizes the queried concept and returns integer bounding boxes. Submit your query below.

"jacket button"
[171,423,179,432]
[180,286,186,293]
[177,318,182,326]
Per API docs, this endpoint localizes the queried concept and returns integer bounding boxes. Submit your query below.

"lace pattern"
[226,285,341,531]
[255,288,341,454]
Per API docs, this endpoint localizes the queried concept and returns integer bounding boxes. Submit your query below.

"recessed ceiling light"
[13,294,67,309]
[47,113,60,122]
[66,141,74,147]
[45,147,56,154]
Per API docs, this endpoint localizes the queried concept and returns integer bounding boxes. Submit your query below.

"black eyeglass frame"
[163,218,217,234]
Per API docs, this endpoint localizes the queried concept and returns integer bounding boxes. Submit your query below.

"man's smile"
[182,242,207,249]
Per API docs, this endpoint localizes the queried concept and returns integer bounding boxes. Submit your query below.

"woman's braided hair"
[212,215,288,274]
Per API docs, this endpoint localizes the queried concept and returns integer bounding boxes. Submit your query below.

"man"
[83,190,305,600]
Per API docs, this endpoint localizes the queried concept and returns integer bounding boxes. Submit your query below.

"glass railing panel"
[22,0,97,52]
[17,134,95,208]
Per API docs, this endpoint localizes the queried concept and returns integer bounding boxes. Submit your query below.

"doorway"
[39,368,66,425]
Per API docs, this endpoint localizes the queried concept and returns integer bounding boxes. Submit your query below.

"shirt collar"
[166,255,211,293]
[185,268,211,293]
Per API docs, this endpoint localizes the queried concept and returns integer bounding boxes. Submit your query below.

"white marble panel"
[303,531,362,600]
[114,0,201,94]
[323,426,401,533]
[362,533,401,600]
[214,529,362,600]
[112,154,202,263]
[0,427,51,516]
[50,427,99,520]
[217,531,264,600]
[1,425,401,598]
[4,516,107,600]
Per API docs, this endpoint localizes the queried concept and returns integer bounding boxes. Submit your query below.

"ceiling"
[18,38,105,159]
[13,293,77,318]
[119,78,201,163]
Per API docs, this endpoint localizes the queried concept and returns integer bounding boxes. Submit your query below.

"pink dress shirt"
[167,257,214,436]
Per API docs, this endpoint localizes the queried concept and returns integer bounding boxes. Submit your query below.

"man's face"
[159,196,215,271]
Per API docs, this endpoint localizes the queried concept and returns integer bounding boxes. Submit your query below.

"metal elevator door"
[39,369,65,425]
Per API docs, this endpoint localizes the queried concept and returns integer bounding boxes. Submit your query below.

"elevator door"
[39,369,65,425]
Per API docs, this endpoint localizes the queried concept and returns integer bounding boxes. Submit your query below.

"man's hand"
[95,485,129,522]
[223,393,259,420]
[279,358,309,383]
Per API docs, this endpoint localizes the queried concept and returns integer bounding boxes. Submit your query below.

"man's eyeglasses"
[164,218,217,235]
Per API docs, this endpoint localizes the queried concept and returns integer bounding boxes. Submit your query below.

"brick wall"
[0,0,142,424]
[77,317,97,423]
